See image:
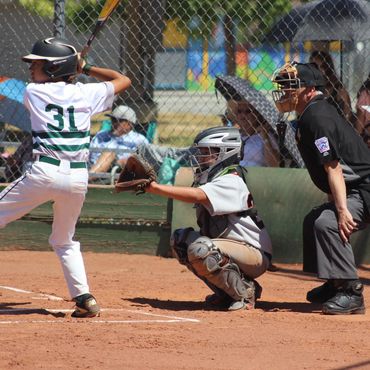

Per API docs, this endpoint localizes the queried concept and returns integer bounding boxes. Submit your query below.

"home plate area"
[0,285,200,325]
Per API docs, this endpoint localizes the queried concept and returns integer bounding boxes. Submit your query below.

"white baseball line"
[125,309,200,322]
[0,308,200,324]
[0,285,64,301]
[0,319,197,324]
[0,285,200,324]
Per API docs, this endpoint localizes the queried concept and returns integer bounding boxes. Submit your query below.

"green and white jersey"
[24,81,115,162]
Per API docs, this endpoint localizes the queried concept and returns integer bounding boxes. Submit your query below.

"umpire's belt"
[36,155,87,169]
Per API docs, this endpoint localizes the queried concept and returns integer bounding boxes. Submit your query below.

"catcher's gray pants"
[184,230,270,279]
[303,190,368,280]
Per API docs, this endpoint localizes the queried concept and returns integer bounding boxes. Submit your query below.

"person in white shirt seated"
[89,105,148,173]
[228,101,280,167]
[225,102,280,272]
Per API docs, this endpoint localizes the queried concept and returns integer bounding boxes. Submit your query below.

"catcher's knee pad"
[187,236,224,275]
[188,238,257,303]
[170,227,195,265]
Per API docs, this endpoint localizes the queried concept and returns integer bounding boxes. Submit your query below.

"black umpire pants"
[302,190,368,280]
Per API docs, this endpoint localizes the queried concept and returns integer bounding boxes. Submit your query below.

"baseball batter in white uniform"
[0,37,131,318]
[146,126,272,310]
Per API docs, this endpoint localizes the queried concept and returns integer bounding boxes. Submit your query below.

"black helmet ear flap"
[42,54,78,79]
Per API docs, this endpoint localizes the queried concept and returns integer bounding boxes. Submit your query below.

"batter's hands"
[338,208,358,242]
[77,53,87,74]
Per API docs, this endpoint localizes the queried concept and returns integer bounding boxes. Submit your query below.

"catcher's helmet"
[191,126,241,185]
[22,37,78,80]
[271,61,325,113]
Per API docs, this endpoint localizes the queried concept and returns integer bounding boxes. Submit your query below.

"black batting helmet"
[22,37,78,80]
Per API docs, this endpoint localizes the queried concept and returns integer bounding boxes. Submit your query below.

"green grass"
[156,112,220,147]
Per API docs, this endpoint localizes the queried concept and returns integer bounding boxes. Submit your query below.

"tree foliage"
[19,0,55,18]
[19,0,127,32]
[68,0,128,32]
[165,0,293,45]
[19,0,293,44]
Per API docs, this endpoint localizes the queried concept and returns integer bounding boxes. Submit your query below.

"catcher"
[115,126,273,310]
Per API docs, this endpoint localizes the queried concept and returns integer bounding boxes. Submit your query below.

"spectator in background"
[89,105,148,173]
[99,118,113,132]
[355,73,370,148]
[136,143,193,184]
[309,50,353,123]
[227,101,280,167]
[219,110,233,127]
[223,102,280,271]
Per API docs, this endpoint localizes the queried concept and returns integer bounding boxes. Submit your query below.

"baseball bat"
[81,0,121,58]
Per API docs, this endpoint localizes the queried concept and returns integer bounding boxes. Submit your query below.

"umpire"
[272,61,370,315]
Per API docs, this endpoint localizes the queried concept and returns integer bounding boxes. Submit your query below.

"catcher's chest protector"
[196,165,250,238]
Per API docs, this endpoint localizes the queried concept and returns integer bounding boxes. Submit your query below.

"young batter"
[0,37,131,317]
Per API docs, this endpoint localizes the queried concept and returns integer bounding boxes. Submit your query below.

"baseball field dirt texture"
[0,250,369,370]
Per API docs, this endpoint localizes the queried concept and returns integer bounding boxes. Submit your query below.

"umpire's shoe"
[306,280,337,303]
[322,280,365,315]
[72,293,100,318]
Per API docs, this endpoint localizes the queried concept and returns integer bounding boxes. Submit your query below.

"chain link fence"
[0,0,369,184]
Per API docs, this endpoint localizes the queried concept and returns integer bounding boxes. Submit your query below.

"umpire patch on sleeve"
[314,136,330,154]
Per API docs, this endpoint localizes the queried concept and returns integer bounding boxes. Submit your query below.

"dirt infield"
[1,251,370,370]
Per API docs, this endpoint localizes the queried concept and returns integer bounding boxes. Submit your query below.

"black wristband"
[82,63,94,76]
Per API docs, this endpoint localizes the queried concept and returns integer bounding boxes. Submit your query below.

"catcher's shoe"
[72,293,100,318]
[205,292,233,309]
[228,279,263,311]
[322,280,365,315]
[306,280,337,303]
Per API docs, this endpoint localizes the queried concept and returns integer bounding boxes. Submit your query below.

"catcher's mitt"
[115,154,157,194]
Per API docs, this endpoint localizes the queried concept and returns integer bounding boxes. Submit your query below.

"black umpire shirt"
[296,94,370,215]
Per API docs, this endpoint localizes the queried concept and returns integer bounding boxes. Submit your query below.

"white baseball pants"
[0,160,90,298]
